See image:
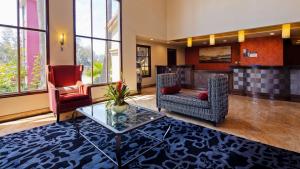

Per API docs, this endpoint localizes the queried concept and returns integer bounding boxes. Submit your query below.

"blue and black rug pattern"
[0,117,300,169]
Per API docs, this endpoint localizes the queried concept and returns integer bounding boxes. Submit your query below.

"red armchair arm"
[48,82,59,99]
[48,82,60,113]
[77,81,92,97]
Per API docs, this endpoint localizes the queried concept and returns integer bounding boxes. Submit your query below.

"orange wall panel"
[239,36,283,66]
[185,36,284,70]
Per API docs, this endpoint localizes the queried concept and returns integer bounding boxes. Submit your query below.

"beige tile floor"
[1,87,300,153]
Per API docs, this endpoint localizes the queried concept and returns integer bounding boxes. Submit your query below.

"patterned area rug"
[0,117,300,169]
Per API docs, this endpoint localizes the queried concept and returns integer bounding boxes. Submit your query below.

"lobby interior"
[1,0,300,168]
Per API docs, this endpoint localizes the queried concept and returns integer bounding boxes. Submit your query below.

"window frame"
[73,0,123,86]
[136,44,151,78]
[0,0,50,98]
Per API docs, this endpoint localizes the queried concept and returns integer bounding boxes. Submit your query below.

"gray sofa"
[156,73,228,125]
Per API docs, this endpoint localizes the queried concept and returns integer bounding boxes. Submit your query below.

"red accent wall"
[185,43,240,71]
[185,36,284,70]
[239,36,283,66]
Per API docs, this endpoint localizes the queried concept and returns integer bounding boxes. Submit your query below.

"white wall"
[137,40,185,86]
[123,0,167,40]
[0,94,49,116]
[122,0,168,91]
[0,0,168,116]
[49,0,74,65]
[167,0,300,40]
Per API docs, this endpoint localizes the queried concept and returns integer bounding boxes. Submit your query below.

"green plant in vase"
[105,80,131,113]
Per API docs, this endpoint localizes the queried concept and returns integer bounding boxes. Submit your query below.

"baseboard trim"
[290,95,300,102]
[142,84,156,88]
[231,91,300,102]
[0,108,51,123]
[0,92,140,123]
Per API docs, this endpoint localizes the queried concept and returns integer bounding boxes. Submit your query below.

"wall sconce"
[187,37,192,47]
[59,33,65,51]
[209,35,215,45]
[238,30,245,42]
[282,24,291,39]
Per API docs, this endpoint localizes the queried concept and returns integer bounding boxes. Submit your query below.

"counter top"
[230,65,300,69]
[194,69,232,73]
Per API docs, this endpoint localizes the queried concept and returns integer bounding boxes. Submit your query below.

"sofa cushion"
[198,91,208,101]
[59,93,89,103]
[160,93,210,109]
[160,85,181,94]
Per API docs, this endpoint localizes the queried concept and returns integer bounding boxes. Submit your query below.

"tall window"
[0,0,48,95]
[75,0,121,84]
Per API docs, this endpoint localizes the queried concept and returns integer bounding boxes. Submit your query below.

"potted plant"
[105,80,131,113]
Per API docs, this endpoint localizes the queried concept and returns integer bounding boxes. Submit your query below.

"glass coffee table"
[73,103,171,169]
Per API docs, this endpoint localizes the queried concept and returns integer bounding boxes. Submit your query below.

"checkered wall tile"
[232,67,290,96]
[233,68,246,90]
[291,70,300,95]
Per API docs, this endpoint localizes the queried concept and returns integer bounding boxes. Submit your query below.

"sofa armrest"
[208,76,229,121]
[156,73,180,108]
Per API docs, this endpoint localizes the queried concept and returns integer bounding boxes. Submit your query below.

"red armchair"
[47,65,92,122]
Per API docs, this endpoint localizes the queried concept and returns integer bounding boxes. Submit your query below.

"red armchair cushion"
[161,85,181,95]
[57,85,79,94]
[198,91,208,101]
[59,93,90,103]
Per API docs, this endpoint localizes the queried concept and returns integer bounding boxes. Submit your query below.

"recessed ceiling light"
[270,32,275,36]
[150,38,154,41]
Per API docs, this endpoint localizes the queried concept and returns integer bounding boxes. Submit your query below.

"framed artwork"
[199,46,232,63]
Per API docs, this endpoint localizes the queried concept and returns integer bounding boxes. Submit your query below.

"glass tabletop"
[76,103,165,134]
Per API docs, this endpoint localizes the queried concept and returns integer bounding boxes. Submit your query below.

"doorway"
[167,48,177,66]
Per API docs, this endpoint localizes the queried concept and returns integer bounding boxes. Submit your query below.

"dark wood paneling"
[284,39,300,66]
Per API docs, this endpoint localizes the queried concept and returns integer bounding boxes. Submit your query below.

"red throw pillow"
[160,85,181,94]
[198,91,208,100]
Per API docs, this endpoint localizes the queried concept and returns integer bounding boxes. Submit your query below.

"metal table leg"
[72,116,171,168]
[121,125,172,167]
[163,125,172,140]
[115,134,122,169]
[72,111,80,137]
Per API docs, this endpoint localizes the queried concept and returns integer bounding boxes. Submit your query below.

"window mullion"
[91,0,94,85]
[106,0,109,83]
[17,0,21,93]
